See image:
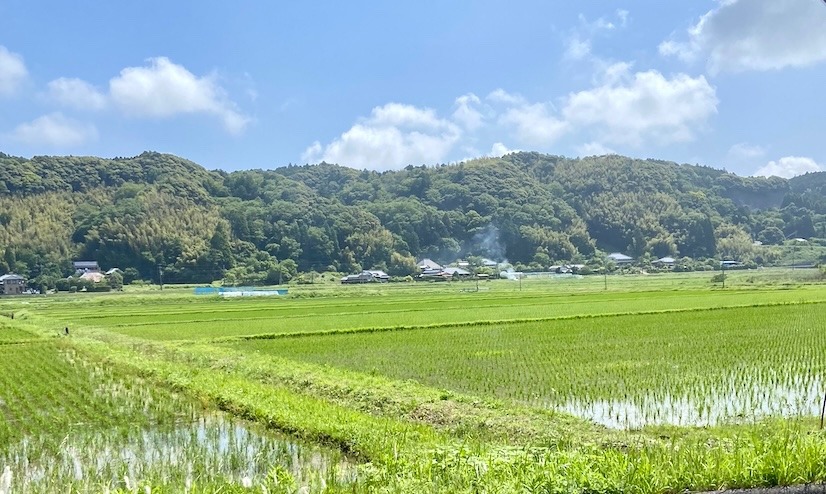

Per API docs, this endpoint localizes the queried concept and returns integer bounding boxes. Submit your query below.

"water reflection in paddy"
[556,375,825,429]
[2,413,355,492]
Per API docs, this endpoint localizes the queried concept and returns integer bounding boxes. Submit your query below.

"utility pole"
[783,232,800,270]
[158,265,164,291]
[721,260,725,289]
[791,238,809,271]
[791,240,797,271]
[603,269,608,291]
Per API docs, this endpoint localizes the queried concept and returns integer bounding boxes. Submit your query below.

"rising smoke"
[472,224,506,262]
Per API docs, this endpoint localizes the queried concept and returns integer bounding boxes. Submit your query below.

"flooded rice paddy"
[0,343,354,492]
[560,376,825,429]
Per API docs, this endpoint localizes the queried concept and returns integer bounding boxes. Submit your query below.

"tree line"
[0,150,823,289]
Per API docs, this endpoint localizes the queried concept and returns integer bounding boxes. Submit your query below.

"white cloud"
[369,102,445,130]
[576,142,616,156]
[660,0,826,73]
[109,57,249,134]
[499,100,569,146]
[302,103,461,170]
[564,37,591,61]
[578,13,615,33]
[564,11,629,62]
[727,142,766,161]
[593,60,634,86]
[616,9,630,27]
[304,57,717,169]
[657,39,696,62]
[562,66,718,146]
[487,88,523,105]
[489,142,519,158]
[452,93,485,130]
[46,77,107,110]
[753,156,822,179]
[488,89,568,146]
[11,112,98,147]
[0,46,27,96]
[301,141,323,163]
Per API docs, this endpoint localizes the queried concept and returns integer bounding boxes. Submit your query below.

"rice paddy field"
[227,303,826,428]
[0,333,351,492]
[2,268,826,492]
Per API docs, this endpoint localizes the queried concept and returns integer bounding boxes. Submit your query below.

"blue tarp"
[194,287,288,296]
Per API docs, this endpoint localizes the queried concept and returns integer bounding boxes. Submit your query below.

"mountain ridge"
[0,150,822,287]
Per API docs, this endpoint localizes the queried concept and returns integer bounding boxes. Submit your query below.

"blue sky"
[1,1,825,178]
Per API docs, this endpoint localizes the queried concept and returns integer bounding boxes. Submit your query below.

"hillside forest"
[1,151,825,290]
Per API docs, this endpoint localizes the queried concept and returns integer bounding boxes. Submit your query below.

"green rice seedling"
[230,303,826,429]
[63,287,826,341]
[0,342,353,493]
[7,277,826,492]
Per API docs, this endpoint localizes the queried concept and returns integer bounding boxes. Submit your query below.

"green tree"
[122,267,140,284]
[387,252,417,276]
[108,272,124,291]
[757,227,785,245]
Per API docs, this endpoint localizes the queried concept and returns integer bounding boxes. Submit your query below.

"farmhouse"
[340,270,390,284]
[366,270,390,282]
[480,258,498,268]
[549,265,575,274]
[340,272,372,284]
[606,252,634,265]
[417,267,451,281]
[80,271,106,283]
[443,267,471,279]
[417,258,443,271]
[0,273,26,295]
[653,256,676,269]
[73,260,100,274]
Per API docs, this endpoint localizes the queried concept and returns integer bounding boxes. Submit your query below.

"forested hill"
[0,150,823,287]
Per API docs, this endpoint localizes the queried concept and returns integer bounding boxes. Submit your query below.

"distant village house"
[0,274,26,295]
[606,253,634,266]
[80,271,106,283]
[653,257,676,269]
[69,261,123,288]
[416,258,443,271]
[73,261,101,274]
[340,270,390,284]
[415,258,480,281]
[443,267,471,279]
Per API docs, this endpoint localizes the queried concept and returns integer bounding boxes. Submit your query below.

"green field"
[44,285,826,341]
[0,329,354,492]
[0,325,37,343]
[3,270,826,492]
[229,303,826,428]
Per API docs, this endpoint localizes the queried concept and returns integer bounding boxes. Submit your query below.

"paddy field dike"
[2,268,826,493]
